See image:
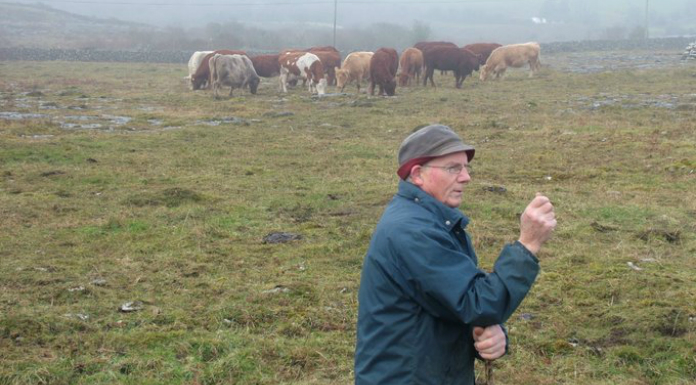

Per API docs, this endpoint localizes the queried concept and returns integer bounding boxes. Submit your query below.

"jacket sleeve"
[392,227,539,326]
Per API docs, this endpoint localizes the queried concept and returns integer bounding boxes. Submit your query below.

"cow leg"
[369,81,375,96]
[229,86,234,97]
[279,73,287,93]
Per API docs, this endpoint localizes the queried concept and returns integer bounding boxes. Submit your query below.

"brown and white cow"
[187,51,213,90]
[462,43,502,66]
[423,46,480,89]
[479,42,541,81]
[190,49,247,90]
[397,47,423,87]
[311,50,341,86]
[250,54,280,78]
[278,51,327,95]
[209,54,260,99]
[369,47,398,96]
[335,51,373,93]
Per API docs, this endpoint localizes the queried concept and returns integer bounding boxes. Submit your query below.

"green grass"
[1,56,695,384]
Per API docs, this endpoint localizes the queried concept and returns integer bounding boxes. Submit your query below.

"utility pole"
[645,0,649,39]
[333,0,338,48]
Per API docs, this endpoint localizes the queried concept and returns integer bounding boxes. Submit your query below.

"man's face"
[413,151,471,208]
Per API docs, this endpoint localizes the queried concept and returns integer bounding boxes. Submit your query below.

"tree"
[410,20,431,44]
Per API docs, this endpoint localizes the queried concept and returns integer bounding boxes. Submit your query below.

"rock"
[262,285,291,294]
[263,111,294,118]
[263,232,302,244]
[627,262,643,271]
[482,185,507,193]
[119,301,144,312]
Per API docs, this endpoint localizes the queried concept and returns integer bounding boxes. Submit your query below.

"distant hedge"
[0,38,692,63]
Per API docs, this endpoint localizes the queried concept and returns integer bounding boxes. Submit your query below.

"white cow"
[209,54,260,99]
[187,50,213,90]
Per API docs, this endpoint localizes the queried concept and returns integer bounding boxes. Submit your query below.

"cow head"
[397,73,409,87]
[479,65,489,81]
[384,79,396,96]
[315,78,327,95]
[248,76,260,95]
[336,69,348,90]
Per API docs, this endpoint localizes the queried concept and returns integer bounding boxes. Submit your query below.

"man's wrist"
[517,239,539,255]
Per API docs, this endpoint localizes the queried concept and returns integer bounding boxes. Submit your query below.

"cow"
[397,47,423,87]
[307,45,340,53]
[190,49,247,90]
[336,51,373,93]
[278,51,327,95]
[250,54,280,78]
[187,50,213,90]
[209,54,260,99]
[479,42,541,81]
[414,41,458,78]
[369,47,398,96]
[422,46,480,89]
[414,41,457,52]
[311,50,341,86]
[462,43,502,66]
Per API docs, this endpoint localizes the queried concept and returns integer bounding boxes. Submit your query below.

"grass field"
[1,53,695,385]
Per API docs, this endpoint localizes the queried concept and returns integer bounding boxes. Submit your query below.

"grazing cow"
[187,50,213,90]
[479,42,541,81]
[311,50,341,86]
[307,45,340,53]
[190,49,247,90]
[462,43,502,66]
[336,51,373,93]
[278,51,327,95]
[397,47,423,86]
[414,41,457,52]
[414,41,458,77]
[423,46,480,89]
[250,54,281,78]
[209,54,260,99]
[369,47,398,96]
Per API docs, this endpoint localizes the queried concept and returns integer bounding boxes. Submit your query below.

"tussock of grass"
[1,56,694,384]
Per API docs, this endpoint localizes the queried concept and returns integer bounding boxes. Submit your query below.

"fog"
[4,0,695,50]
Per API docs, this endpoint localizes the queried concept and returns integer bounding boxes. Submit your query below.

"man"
[355,124,556,385]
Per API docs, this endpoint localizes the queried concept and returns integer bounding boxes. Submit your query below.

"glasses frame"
[421,163,472,175]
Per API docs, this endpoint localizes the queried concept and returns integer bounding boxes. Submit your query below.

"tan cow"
[479,42,541,81]
[336,51,373,93]
[397,47,423,87]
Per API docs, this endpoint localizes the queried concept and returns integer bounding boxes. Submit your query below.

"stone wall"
[0,38,693,63]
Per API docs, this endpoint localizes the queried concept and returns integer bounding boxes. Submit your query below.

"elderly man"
[355,124,556,385]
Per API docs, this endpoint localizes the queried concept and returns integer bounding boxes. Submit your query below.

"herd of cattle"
[185,41,542,98]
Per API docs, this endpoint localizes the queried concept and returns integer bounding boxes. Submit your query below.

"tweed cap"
[397,124,475,180]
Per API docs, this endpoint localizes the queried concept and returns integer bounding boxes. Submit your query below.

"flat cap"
[397,124,475,180]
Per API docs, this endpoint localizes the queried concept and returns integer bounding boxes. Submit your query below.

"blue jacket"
[355,181,540,385]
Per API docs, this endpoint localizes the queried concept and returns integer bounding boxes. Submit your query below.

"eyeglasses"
[422,163,472,175]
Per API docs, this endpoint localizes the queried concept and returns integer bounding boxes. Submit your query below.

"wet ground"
[2,50,695,134]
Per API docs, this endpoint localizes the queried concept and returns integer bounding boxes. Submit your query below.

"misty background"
[1,0,694,52]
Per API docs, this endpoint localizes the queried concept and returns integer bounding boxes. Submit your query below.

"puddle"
[0,112,47,120]
[197,117,251,126]
[147,119,163,126]
[103,115,131,125]
[61,123,105,130]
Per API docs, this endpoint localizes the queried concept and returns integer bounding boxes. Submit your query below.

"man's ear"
[410,165,425,187]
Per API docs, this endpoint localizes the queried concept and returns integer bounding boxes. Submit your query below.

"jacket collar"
[397,180,470,230]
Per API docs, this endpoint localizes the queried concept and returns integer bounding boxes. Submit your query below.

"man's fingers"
[529,195,550,208]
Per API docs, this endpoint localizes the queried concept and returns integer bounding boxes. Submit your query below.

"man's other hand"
[473,325,506,360]
[518,193,557,255]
